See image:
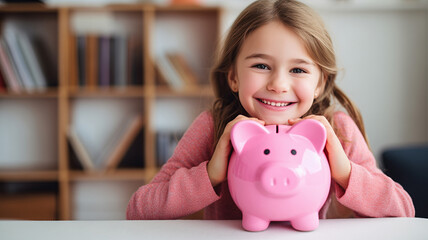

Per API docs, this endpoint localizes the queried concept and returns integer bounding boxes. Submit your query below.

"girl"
[127,0,414,220]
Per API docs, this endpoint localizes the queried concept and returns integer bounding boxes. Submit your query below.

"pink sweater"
[127,111,415,220]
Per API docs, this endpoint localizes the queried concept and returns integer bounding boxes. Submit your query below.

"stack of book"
[0,27,48,93]
[71,34,143,88]
[156,52,199,91]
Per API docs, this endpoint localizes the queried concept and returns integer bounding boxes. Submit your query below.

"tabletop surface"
[1,218,427,240]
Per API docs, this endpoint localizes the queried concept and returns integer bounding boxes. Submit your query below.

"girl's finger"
[288,118,302,125]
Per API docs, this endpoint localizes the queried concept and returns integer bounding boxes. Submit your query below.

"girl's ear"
[227,67,239,92]
[315,73,327,99]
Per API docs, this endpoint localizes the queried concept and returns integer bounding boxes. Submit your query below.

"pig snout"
[260,163,303,197]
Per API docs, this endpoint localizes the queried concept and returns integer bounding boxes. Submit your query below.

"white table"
[1,218,427,240]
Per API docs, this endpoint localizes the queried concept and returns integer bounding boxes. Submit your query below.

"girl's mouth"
[257,98,294,107]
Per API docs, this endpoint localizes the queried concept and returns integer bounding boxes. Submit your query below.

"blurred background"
[0,0,427,220]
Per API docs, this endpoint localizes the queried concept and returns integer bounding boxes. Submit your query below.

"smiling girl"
[127,0,414,220]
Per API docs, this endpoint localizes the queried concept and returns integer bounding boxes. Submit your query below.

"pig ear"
[230,120,269,154]
[288,119,327,153]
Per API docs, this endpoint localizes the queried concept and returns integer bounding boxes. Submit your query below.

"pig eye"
[291,149,297,155]
[264,149,270,155]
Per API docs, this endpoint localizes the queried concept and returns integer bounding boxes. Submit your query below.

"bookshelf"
[0,3,220,220]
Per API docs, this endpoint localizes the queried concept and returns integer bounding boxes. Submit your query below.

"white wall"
[220,1,428,165]
[320,7,428,165]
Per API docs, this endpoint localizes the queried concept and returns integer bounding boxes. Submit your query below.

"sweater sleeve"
[126,111,220,220]
[332,112,415,217]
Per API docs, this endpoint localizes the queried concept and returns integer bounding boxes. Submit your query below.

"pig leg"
[290,212,319,231]
[242,213,270,232]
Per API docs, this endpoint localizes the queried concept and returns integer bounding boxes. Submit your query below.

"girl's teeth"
[261,99,289,107]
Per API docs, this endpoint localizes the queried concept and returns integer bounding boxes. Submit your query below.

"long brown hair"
[210,0,368,146]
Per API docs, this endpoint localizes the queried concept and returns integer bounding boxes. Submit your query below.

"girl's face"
[228,20,323,125]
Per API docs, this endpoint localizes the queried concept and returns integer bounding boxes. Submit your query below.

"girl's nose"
[267,71,290,93]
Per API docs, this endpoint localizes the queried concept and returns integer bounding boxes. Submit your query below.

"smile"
[258,98,294,107]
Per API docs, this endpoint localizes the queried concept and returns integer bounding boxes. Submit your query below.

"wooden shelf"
[69,168,158,182]
[0,170,58,182]
[155,5,221,12]
[67,4,147,12]
[0,3,56,12]
[0,89,59,98]
[0,3,220,220]
[155,85,214,97]
[68,86,146,98]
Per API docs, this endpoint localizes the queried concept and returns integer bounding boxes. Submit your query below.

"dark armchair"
[382,145,428,218]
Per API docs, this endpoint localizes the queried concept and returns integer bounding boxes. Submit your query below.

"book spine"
[69,35,78,88]
[77,35,86,87]
[0,39,21,93]
[0,69,6,92]
[67,127,95,171]
[113,35,128,87]
[86,35,98,89]
[17,32,48,90]
[156,54,184,91]
[98,36,111,87]
[4,29,36,91]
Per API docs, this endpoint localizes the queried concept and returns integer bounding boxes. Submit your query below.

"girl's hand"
[289,115,351,190]
[207,115,265,187]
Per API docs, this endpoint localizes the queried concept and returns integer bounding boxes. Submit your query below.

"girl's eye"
[290,68,306,74]
[253,64,269,70]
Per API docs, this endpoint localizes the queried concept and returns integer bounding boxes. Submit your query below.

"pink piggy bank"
[228,119,331,232]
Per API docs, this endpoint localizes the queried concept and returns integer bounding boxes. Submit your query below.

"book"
[156,130,184,167]
[127,35,142,85]
[86,34,99,88]
[166,53,198,87]
[69,35,78,88]
[118,129,144,169]
[0,69,6,92]
[112,35,128,87]
[3,28,37,91]
[98,36,111,87]
[156,131,167,167]
[16,32,48,90]
[0,39,21,93]
[156,53,185,91]
[67,126,95,171]
[76,35,86,87]
[155,64,169,87]
[96,115,144,171]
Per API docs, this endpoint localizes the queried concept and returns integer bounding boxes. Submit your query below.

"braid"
[332,86,369,144]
